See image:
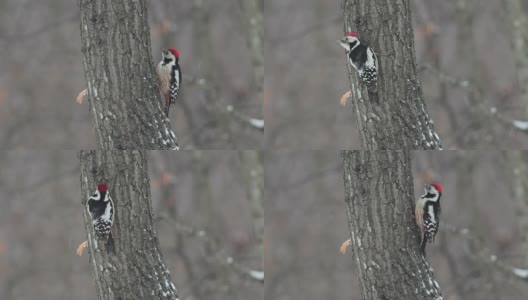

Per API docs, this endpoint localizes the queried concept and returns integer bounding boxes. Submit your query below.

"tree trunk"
[238,0,264,105]
[79,150,180,300]
[507,151,528,266]
[505,0,528,118]
[80,0,178,150]
[342,0,442,150]
[342,150,442,300]
[239,150,264,267]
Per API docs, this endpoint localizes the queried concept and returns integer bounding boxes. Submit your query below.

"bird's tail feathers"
[106,232,115,254]
[420,235,427,257]
[368,89,379,103]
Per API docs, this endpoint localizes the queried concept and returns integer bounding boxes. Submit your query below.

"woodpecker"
[339,32,378,94]
[157,48,182,117]
[415,183,443,257]
[87,183,115,253]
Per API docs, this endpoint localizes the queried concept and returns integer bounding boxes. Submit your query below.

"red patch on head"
[431,183,443,194]
[168,48,180,59]
[97,183,108,192]
[345,32,359,38]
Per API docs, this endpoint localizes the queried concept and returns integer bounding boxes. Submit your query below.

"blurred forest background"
[265,0,528,149]
[0,151,263,300]
[265,150,528,300]
[0,0,263,149]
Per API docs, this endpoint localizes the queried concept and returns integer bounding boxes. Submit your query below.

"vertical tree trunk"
[455,152,501,299]
[342,150,442,300]
[79,150,180,300]
[238,0,264,105]
[80,0,178,150]
[342,0,442,150]
[505,0,528,118]
[240,151,264,239]
[507,151,528,266]
[239,150,264,267]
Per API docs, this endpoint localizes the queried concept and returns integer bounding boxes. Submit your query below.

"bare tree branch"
[443,223,528,281]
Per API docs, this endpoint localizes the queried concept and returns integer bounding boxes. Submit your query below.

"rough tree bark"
[80,0,178,150]
[342,150,443,300]
[80,150,180,300]
[342,0,442,150]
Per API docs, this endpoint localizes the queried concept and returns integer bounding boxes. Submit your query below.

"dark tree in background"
[80,150,179,300]
[80,0,178,150]
[342,0,442,149]
[342,150,442,299]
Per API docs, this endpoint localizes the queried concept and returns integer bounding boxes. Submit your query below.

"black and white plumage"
[339,32,378,93]
[157,48,182,117]
[87,183,115,253]
[415,183,443,257]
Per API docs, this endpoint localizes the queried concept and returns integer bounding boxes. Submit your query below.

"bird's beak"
[339,38,349,51]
